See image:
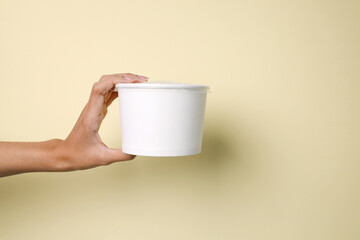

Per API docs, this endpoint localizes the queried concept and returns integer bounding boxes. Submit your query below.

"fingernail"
[138,75,149,80]
[123,75,133,81]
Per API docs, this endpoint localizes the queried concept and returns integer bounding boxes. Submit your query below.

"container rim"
[114,82,209,90]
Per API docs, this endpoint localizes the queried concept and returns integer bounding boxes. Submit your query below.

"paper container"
[115,82,209,157]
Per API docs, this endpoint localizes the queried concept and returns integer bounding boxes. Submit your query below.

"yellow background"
[0,0,359,239]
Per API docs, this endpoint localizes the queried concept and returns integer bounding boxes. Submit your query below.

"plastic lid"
[115,82,209,90]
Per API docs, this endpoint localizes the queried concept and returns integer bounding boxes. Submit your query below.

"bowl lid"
[115,82,209,90]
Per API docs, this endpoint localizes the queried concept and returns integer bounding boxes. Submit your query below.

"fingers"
[91,73,148,96]
[86,73,148,121]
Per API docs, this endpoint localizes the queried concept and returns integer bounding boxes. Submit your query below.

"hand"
[54,73,149,171]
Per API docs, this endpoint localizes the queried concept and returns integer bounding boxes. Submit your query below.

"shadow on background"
[184,126,235,173]
[103,118,241,185]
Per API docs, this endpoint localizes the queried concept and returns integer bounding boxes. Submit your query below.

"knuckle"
[100,75,107,81]
[91,82,102,94]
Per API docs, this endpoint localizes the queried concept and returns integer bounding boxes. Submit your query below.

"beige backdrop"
[0,0,359,239]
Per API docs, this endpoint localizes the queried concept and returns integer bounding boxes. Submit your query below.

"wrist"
[49,138,71,172]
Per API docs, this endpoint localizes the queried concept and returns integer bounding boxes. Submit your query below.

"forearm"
[0,139,63,177]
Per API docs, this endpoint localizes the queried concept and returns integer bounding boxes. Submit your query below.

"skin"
[0,73,149,177]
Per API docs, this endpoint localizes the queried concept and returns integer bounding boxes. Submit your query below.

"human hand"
[54,73,149,171]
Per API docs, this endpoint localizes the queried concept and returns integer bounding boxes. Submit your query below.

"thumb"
[103,148,136,164]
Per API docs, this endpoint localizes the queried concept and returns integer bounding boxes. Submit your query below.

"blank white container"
[115,82,209,157]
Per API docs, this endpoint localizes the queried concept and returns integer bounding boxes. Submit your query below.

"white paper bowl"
[115,82,209,157]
